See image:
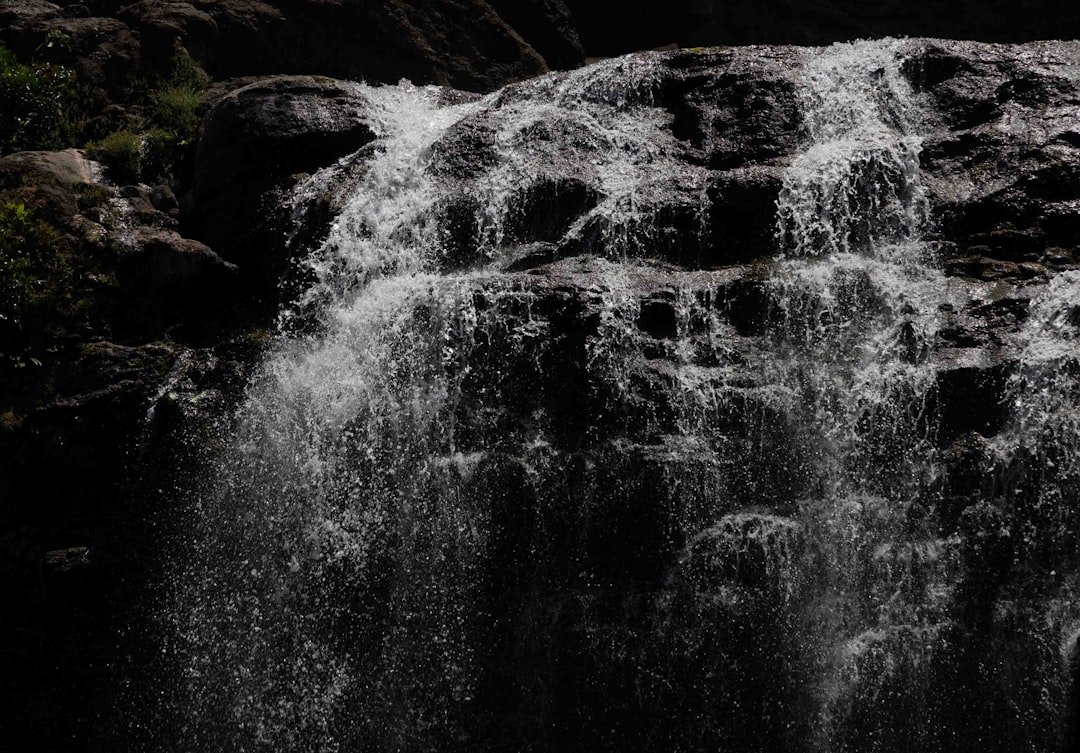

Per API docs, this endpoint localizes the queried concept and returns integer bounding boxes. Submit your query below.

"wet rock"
[707,166,783,264]
[503,177,601,246]
[966,229,1044,261]
[934,364,1010,444]
[429,113,501,180]
[915,41,1080,264]
[637,294,679,340]
[944,256,1024,280]
[957,500,1014,606]
[660,48,803,169]
[43,546,92,574]
[189,75,377,283]
[148,183,178,214]
[934,432,995,531]
[435,194,485,269]
[122,228,237,294]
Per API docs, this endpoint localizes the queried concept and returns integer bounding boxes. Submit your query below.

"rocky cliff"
[1,5,1080,752]
[149,39,1080,752]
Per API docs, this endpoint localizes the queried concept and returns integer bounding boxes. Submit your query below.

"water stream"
[166,40,1078,752]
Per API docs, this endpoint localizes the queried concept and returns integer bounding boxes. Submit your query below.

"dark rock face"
[181,0,549,90]
[564,0,1080,56]
[188,75,377,286]
[487,0,584,70]
[0,144,259,751]
[0,0,557,96]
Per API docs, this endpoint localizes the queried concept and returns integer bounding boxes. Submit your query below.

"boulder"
[116,0,220,69]
[0,149,101,217]
[188,75,378,284]
[120,227,237,294]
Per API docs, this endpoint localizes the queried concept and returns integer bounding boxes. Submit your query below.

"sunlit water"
[165,41,1080,753]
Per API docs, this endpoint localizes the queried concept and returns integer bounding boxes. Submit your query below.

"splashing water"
[169,54,715,753]
[763,40,955,751]
[777,39,928,261]
[165,38,1079,753]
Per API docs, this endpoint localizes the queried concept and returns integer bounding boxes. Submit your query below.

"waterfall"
[166,40,1078,753]
[983,270,1080,749]
[765,40,952,750]
[169,58,714,752]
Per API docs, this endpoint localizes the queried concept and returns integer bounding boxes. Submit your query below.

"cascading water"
[166,39,1080,753]
[981,271,1080,750]
[170,59,715,752]
[766,40,952,750]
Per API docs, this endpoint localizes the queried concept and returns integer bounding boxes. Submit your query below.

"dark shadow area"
[565,0,1080,57]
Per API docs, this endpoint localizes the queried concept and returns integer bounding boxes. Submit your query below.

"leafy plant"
[0,199,69,363]
[143,54,209,186]
[88,51,211,186]
[87,129,143,183]
[166,50,210,92]
[0,44,85,154]
[39,29,73,57]
[150,86,202,135]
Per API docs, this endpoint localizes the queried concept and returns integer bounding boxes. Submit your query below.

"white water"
[763,40,954,749]
[168,40,1079,753]
[171,55,711,752]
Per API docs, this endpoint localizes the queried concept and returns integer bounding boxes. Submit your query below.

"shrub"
[0,44,83,154]
[87,129,143,183]
[142,127,184,186]
[95,52,210,187]
[167,50,210,92]
[0,200,67,359]
[150,86,202,136]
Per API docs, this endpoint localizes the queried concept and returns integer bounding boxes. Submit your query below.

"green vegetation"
[90,52,210,187]
[0,199,76,367]
[86,129,143,183]
[0,43,86,155]
[141,53,209,186]
[2,39,210,187]
[150,85,202,135]
[74,183,114,213]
